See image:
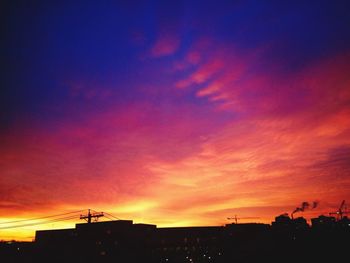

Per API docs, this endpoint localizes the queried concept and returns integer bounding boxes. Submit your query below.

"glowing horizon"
[1,1,350,241]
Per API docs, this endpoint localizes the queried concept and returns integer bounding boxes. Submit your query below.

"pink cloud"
[186,51,201,65]
[172,51,201,72]
[173,43,256,91]
[175,58,224,88]
[150,33,180,57]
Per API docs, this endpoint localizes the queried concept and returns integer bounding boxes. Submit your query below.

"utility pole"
[80,209,104,223]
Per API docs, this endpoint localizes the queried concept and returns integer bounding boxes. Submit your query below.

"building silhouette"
[1,214,349,263]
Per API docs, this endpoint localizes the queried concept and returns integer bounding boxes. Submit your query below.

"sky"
[1,0,350,241]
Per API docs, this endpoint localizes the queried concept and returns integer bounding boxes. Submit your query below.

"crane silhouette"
[329,200,349,220]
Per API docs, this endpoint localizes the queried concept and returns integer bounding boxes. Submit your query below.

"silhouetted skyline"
[2,213,350,262]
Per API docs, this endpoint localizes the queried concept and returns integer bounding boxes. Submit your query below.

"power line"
[0,209,120,230]
[0,215,79,230]
[0,215,80,230]
[0,210,86,225]
[103,212,121,220]
[103,214,116,221]
[89,210,121,220]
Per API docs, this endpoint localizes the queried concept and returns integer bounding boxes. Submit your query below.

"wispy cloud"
[150,33,181,57]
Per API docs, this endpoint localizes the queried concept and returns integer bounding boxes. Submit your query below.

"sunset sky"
[1,1,350,241]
